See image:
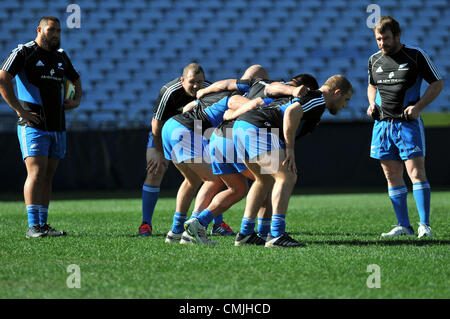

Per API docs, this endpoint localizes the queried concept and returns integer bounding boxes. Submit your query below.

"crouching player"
[232,75,353,248]
[184,74,320,245]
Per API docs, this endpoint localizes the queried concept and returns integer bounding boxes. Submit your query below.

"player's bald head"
[323,75,353,95]
[240,65,269,80]
[182,63,205,79]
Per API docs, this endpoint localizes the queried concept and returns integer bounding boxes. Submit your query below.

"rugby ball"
[62,78,76,100]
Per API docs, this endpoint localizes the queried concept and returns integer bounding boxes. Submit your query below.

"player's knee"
[229,184,248,201]
[407,166,427,182]
[381,164,403,183]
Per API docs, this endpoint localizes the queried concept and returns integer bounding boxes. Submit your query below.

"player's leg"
[405,156,431,237]
[23,156,49,238]
[36,157,67,236]
[17,126,49,238]
[257,189,272,240]
[190,162,225,215]
[139,134,168,236]
[400,119,431,238]
[38,157,58,225]
[183,162,225,244]
[37,131,67,236]
[196,172,247,237]
[234,160,274,246]
[379,159,414,237]
[165,161,203,243]
[371,120,413,237]
[266,149,296,236]
[263,149,304,248]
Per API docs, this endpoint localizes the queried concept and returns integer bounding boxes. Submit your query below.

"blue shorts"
[146,131,155,148]
[209,131,247,175]
[17,125,66,160]
[232,120,285,160]
[370,118,426,161]
[161,118,210,163]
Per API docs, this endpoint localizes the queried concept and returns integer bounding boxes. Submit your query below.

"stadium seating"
[0,0,447,131]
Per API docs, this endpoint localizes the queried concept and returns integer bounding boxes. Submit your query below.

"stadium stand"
[0,0,447,131]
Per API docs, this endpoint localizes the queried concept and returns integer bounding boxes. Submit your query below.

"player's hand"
[63,98,80,110]
[196,88,207,99]
[366,104,375,117]
[146,151,168,175]
[282,148,297,174]
[223,109,234,121]
[18,110,40,125]
[403,105,421,121]
[292,85,309,98]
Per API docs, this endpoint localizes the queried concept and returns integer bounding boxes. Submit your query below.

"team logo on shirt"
[388,72,394,79]
[50,69,55,76]
[398,63,409,70]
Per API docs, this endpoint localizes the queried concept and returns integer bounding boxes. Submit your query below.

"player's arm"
[182,100,198,113]
[367,84,377,116]
[223,97,265,121]
[196,79,238,99]
[404,50,444,120]
[151,118,165,154]
[64,77,82,110]
[282,102,303,174]
[366,56,377,117]
[0,70,40,124]
[146,117,168,174]
[265,82,309,98]
[404,79,443,120]
[410,79,443,114]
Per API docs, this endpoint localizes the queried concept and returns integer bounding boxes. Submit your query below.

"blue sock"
[197,209,215,228]
[271,214,286,238]
[240,217,256,236]
[142,184,160,225]
[388,185,410,227]
[26,205,40,227]
[257,217,271,238]
[413,182,431,225]
[189,211,201,220]
[171,212,186,234]
[39,205,48,226]
[213,214,223,225]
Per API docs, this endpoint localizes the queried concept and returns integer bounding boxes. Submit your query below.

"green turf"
[0,191,449,299]
[422,112,450,127]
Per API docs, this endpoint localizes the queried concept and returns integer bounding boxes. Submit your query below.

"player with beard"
[367,16,444,238]
[0,16,82,238]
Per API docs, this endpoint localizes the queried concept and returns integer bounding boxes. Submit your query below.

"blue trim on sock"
[388,186,410,227]
[189,211,201,220]
[240,217,256,236]
[198,209,215,228]
[271,214,286,238]
[39,205,48,226]
[171,212,186,234]
[257,217,271,237]
[27,205,40,227]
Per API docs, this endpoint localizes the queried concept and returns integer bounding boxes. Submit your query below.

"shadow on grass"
[302,239,450,246]
[289,232,450,246]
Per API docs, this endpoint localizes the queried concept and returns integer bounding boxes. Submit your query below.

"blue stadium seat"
[0,0,448,130]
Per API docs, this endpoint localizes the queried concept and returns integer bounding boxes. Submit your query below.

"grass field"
[0,190,449,299]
